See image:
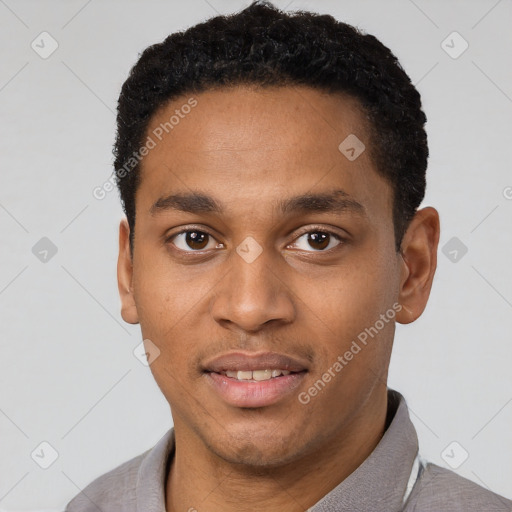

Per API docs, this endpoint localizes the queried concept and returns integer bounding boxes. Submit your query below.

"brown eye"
[169,230,221,252]
[308,232,330,250]
[186,231,209,250]
[291,230,343,252]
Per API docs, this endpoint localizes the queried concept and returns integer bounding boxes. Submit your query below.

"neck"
[166,388,389,512]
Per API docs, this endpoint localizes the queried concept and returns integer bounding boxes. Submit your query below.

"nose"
[210,245,296,333]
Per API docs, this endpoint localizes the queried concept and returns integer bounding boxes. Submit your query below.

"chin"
[204,425,309,469]
[216,443,297,468]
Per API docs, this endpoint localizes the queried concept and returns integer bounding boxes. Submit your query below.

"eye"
[168,230,223,252]
[290,230,343,252]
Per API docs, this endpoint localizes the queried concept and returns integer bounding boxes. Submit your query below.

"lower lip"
[206,371,306,408]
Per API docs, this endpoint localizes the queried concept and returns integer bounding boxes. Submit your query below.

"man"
[66,1,512,510]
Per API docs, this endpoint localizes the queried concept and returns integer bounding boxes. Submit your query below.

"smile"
[202,351,309,408]
[221,369,292,381]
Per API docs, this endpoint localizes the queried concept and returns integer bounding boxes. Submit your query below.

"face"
[117,85,437,467]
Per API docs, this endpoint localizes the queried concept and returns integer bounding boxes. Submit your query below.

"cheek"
[311,263,395,333]
[133,275,204,404]
[301,249,398,374]
[132,249,206,328]
[131,275,185,370]
[130,255,219,383]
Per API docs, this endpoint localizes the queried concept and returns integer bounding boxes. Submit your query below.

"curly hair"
[114,0,428,253]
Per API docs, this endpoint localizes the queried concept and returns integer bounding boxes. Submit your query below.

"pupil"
[186,231,208,249]
[309,232,329,250]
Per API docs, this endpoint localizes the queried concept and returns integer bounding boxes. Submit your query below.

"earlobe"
[396,207,440,325]
[117,218,139,325]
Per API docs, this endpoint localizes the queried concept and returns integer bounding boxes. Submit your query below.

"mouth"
[203,352,308,408]
[220,369,295,381]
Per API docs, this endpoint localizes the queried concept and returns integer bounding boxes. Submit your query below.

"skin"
[117,85,440,512]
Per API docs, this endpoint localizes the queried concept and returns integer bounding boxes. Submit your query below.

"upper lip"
[203,351,309,373]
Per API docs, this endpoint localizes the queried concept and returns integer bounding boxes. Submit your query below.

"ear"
[117,218,139,324]
[396,207,440,324]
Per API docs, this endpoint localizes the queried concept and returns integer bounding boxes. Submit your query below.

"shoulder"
[64,449,150,512]
[406,461,512,511]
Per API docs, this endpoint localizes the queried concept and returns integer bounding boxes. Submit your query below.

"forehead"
[136,85,391,219]
[144,84,368,161]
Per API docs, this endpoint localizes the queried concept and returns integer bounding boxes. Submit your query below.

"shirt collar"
[309,389,419,511]
[136,427,175,511]
[135,389,418,512]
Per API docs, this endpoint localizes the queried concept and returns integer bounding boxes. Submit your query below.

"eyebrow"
[279,190,366,216]
[149,189,366,217]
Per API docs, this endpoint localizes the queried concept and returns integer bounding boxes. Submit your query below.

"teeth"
[253,369,272,381]
[223,369,292,381]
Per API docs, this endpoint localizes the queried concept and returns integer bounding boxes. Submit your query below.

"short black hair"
[114,0,428,253]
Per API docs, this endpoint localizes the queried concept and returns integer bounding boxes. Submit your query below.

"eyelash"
[165,225,346,255]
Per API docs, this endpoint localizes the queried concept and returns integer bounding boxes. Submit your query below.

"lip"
[203,351,309,408]
[203,351,308,373]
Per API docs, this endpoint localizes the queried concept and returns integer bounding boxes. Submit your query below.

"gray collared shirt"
[65,389,512,511]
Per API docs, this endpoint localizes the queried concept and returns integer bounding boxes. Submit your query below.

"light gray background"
[0,0,511,510]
